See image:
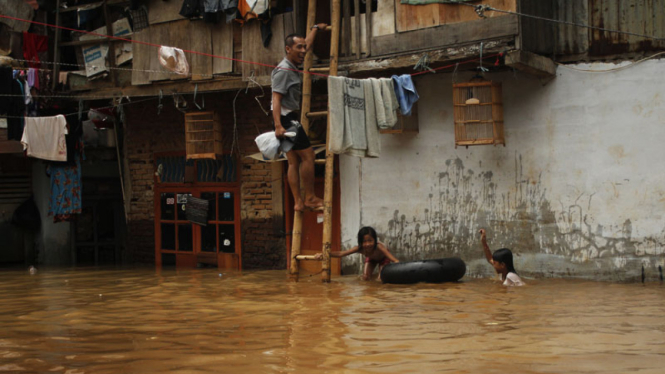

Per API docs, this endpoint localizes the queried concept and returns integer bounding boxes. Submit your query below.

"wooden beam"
[69,75,271,99]
[342,38,514,75]
[371,15,519,56]
[505,50,557,78]
[0,141,24,154]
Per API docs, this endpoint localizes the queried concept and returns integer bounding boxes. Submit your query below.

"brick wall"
[123,89,286,269]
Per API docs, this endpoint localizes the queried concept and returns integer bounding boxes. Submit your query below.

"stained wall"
[340,59,665,281]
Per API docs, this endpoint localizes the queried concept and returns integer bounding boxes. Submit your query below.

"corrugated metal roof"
[555,0,665,58]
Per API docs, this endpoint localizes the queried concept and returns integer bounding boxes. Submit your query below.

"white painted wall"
[340,59,665,281]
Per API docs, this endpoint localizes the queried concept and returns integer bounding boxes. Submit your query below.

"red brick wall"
[123,89,286,269]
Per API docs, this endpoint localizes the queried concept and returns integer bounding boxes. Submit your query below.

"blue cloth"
[391,74,419,116]
[46,152,82,222]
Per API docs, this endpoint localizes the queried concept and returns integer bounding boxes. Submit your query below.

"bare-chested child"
[316,227,399,280]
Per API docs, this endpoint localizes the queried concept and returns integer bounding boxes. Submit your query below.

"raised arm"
[305,23,328,53]
[377,243,399,263]
[479,229,493,264]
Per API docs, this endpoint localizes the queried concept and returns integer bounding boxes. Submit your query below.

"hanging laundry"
[180,0,203,18]
[21,115,68,162]
[1,67,27,141]
[370,78,399,129]
[7,78,26,141]
[159,46,190,75]
[27,67,38,89]
[204,0,238,24]
[238,0,271,47]
[22,32,48,68]
[46,152,82,223]
[328,76,380,158]
[391,74,419,116]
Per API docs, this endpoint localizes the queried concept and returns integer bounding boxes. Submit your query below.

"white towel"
[380,77,399,128]
[329,76,381,158]
[21,115,68,162]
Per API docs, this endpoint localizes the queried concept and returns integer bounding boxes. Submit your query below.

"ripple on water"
[0,269,664,373]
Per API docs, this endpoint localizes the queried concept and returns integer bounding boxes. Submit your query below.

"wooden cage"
[185,111,224,160]
[452,80,505,147]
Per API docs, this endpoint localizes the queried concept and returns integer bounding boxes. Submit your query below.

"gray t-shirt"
[271,58,302,113]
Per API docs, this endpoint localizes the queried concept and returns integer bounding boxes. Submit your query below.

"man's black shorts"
[279,112,311,151]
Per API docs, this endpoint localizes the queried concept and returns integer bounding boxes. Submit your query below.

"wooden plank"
[189,21,213,80]
[131,30,151,85]
[211,20,234,75]
[242,14,293,80]
[396,3,439,32]
[371,15,519,56]
[505,50,557,78]
[147,23,172,82]
[147,0,184,25]
[167,20,192,81]
[0,141,24,154]
[354,0,361,59]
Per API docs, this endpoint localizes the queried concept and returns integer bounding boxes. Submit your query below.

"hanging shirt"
[21,115,68,162]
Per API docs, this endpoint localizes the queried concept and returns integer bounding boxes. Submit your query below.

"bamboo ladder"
[288,0,342,282]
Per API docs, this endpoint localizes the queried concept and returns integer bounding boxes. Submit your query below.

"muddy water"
[1,268,664,374]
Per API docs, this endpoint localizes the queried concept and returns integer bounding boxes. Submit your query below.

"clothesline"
[0,97,159,119]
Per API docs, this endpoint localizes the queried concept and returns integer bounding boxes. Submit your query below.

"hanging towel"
[370,78,399,129]
[329,76,379,158]
[21,115,68,162]
[392,74,419,116]
[362,79,380,157]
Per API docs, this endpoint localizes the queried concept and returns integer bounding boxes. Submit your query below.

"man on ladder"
[271,23,328,212]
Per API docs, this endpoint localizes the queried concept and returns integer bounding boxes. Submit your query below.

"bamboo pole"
[289,0,319,282]
[321,0,342,283]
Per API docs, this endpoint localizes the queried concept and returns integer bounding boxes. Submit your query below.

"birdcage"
[185,111,224,160]
[452,79,504,147]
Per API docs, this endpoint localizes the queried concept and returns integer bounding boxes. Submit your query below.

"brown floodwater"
[1,268,664,374]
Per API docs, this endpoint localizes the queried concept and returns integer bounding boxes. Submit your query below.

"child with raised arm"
[318,227,399,281]
[479,229,525,286]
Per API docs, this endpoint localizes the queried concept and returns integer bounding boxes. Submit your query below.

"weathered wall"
[124,89,286,269]
[340,59,665,282]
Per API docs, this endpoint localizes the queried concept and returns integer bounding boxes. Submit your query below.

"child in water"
[317,227,399,281]
[479,229,525,286]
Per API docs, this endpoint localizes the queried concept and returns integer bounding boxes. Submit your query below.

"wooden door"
[285,159,342,276]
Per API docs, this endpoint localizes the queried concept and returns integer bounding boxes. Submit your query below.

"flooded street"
[1,268,664,374]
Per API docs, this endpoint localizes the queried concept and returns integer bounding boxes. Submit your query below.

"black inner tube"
[381,257,466,284]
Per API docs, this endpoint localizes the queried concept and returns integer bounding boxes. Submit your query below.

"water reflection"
[1,269,664,373]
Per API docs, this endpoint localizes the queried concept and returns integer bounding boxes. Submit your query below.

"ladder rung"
[296,255,322,261]
[309,66,330,72]
[306,111,328,118]
[323,25,333,32]
[314,159,326,164]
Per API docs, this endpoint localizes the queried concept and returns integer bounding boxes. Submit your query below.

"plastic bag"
[255,131,280,160]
